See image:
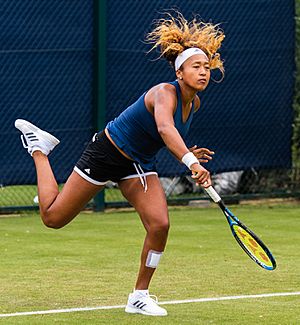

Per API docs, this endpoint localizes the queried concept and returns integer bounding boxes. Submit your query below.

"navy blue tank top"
[106,80,195,169]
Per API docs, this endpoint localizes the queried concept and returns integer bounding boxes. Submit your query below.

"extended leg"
[118,175,169,289]
[33,152,104,228]
[15,119,104,228]
[119,175,169,316]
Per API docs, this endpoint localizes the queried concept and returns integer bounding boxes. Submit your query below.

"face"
[176,54,211,91]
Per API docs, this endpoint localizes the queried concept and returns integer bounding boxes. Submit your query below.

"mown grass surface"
[0,205,299,324]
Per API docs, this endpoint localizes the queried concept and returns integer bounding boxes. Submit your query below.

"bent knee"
[42,218,63,229]
[40,211,66,229]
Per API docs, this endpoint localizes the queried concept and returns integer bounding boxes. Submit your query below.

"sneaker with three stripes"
[125,290,167,316]
[15,119,60,156]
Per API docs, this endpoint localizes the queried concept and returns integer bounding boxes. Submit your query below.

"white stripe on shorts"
[74,166,108,186]
[74,167,157,186]
[121,171,158,180]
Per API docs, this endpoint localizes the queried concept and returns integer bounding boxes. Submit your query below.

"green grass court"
[0,204,299,324]
[0,185,128,208]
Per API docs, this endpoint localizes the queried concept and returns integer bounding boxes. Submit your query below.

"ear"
[176,70,183,80]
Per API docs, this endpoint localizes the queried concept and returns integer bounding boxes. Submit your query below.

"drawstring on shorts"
[133,163,148,192]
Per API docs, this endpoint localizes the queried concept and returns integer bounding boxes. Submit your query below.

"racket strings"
[233,225,274,268]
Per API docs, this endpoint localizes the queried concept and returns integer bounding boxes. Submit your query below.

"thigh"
[118,175,169,229]
[47,171,105,225]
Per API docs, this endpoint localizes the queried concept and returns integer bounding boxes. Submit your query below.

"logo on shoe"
[133,300,147,309]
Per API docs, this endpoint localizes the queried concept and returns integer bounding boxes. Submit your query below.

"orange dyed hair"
[146,11,225,75]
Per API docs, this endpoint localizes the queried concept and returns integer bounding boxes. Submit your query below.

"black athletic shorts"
[74,131,157,185]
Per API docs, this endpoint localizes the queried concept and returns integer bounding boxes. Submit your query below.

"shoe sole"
[125,305,167,316]
[15,119,60,146]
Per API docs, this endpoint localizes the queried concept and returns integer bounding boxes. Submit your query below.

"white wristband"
[181,152,199,169]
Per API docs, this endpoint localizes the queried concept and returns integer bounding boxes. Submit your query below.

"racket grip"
[204,186,222,203]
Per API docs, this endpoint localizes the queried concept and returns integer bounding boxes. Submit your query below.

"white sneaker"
[125,290,167,316]
[15,119,60,156]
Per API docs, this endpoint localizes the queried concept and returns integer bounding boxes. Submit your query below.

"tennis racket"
[204,186,276,271]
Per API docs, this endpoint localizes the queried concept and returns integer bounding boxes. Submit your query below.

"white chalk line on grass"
[1,291,300,318]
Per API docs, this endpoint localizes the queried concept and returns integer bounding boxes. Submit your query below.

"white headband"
[174,47,208,71]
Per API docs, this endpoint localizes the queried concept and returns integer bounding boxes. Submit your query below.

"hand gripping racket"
[204,186,276,270]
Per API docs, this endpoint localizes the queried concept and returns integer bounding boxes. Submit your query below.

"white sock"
[134,289,149,296]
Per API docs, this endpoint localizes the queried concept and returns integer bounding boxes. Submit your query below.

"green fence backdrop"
[1,0,299,212]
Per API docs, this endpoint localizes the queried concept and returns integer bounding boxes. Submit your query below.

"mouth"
[198,79,207,84]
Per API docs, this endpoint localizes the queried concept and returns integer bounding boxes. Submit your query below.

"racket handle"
[204,186,222,203]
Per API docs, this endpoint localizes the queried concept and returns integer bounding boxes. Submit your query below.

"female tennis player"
[15,12,224,317]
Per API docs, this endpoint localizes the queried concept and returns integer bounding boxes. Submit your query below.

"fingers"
[193,148,215,155]
[197,172,209,184]
[189,145,197,152]
[193,176,212,188]
[192,175,211,188]
[198,154,213,162]
[201,180,211,188]
[191,169,210,185]
[189,150,213,187]
[192,148,215,162]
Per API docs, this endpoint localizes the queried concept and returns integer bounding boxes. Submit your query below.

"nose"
[199,68,206,76]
